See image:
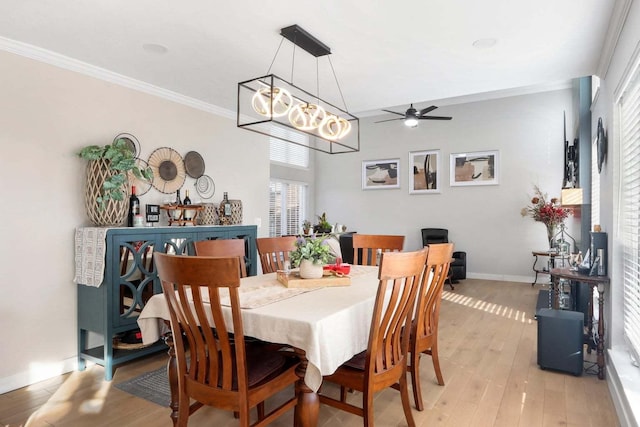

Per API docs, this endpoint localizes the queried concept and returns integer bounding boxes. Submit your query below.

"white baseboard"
[0,356,78,394]
[466,272,535,284]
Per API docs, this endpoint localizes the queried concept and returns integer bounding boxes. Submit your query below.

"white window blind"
[620,65,640,365]
[269,127,309,168]
[269,180,307,237]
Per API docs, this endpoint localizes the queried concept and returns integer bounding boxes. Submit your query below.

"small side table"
[531,250,569,287]
[549,268,610,379]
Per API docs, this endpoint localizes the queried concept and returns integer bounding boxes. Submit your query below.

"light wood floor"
[0,279,619,426]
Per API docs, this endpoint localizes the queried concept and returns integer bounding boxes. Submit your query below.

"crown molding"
[0,36,235,120]
[596,0,634,79]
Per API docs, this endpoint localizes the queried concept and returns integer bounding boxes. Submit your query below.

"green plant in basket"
[290,235,332,267]
[78,138,152,209]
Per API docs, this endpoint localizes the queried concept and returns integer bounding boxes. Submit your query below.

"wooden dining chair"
[154,253,300,427]
[319,248,428,427]
[255,236,297,273]
[409,242,453,411]
[193,238,248,277]
[351,234,405,266]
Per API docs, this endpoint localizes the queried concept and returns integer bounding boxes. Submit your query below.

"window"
[268,127,310,237]
[620,64,640,365]
[270,129,309,168]
[269,180,307,237]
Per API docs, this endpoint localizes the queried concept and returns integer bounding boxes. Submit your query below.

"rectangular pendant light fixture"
[237,25,359,154]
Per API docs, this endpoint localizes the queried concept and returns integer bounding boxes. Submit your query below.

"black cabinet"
[76,225,257,380]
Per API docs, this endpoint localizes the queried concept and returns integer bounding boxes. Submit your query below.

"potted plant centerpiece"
[290,234,332,279]
[78,138,152,226]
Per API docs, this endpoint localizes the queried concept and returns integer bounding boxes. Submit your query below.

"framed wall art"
[362,159,400,190]
[409,150,440,194]
[450,150,499,186]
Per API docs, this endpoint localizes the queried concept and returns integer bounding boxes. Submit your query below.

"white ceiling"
[0,1,616,117]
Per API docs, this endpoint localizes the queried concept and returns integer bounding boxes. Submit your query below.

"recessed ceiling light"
[472,38,497,49]
[142,43,168,54]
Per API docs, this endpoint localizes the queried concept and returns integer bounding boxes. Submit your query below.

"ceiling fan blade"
[418,105,438,116]
[374,117,405,123]
[381,109,405,117]
[419,115,453,120]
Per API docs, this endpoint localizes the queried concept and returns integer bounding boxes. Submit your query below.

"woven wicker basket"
[230,200,243,225]
[84,159,127,226]
[199,203,219,225]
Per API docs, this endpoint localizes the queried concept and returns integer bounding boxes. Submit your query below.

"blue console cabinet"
[77,225,257,380]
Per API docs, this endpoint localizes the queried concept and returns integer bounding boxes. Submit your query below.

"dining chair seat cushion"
[219,342,294,389]
[341,350,367,370]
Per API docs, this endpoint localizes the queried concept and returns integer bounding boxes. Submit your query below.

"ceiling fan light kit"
[376,103,452,128]
[238,25,359,154]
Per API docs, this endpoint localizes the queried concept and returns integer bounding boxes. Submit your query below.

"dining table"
[137,264,381,427]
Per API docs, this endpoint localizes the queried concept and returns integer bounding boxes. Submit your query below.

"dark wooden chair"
[318,248,428,427]
[194,239,248,277]
[351,234,405,266]
[409,242,453,411]
[255,236,297,273]
[154,253,299,427]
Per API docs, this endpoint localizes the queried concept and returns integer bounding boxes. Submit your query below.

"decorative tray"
[276,270,351,288]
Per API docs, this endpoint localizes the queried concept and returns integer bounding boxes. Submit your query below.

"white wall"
[0,50,271,392]
[316,89,576,282]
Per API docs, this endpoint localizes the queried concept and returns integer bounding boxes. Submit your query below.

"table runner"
[73,227,109,287]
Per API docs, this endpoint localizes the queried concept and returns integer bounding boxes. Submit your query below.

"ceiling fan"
[375,104,452,127]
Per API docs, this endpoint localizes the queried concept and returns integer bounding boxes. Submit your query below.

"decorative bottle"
[183,190,192,221]
[219,192,231,225]
[175,189,182,205]
[127,186,140,227]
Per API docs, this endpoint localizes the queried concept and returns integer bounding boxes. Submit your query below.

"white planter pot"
[299,259,323,279]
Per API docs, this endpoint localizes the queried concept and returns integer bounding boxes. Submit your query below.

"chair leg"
[447,274,455,290]
[431,342,445,386]
[363,390,375,427]
[340,386,347,402]
[399,372,417,427]
[410,351,424,411]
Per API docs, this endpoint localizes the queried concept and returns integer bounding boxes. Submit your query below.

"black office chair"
[421,228,467,285]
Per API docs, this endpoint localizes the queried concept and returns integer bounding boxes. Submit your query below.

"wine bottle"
[183,190,192,220]
[175,189,182,205]
[127,186,140,227]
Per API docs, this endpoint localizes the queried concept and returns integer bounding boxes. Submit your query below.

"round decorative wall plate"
[184,151,205,178]
[195,174,216,199]
[148,147,186,194]
[113,133,141,157]
[597,117,607,173]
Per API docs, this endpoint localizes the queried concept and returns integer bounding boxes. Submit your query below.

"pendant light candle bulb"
[251,86,293,118]
[289,103,326,130]
[318,114,352,140]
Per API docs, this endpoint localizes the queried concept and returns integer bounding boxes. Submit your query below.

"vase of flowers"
[521,185,570,248]
[290,235,332,279]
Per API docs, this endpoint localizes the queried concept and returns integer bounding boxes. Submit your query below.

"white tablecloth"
[137,265,380,392]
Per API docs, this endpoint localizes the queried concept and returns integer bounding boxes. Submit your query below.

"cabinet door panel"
[113,238,157,328]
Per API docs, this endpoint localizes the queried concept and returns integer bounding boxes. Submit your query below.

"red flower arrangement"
[521,186,570,244]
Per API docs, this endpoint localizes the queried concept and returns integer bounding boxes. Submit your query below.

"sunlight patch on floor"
[442,290,534,324]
